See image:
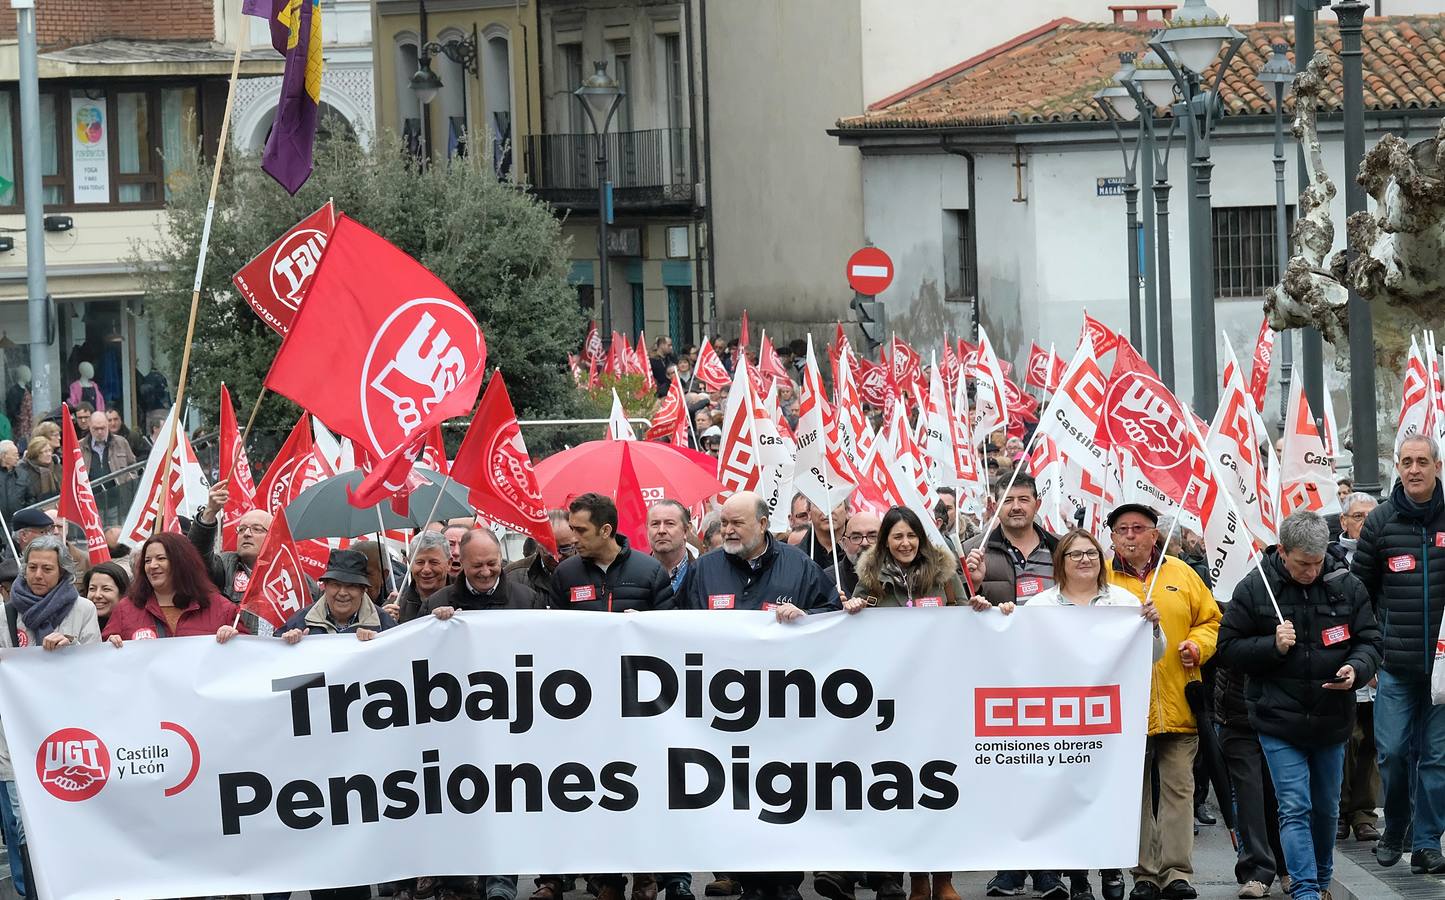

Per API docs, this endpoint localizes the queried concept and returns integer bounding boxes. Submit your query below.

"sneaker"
[813,874,856,900]
[1194,804,1216,826]
[1100,872,1124,900]
[987,875,1027,897]
[1160,882,1196,900]
[1034,875,1069,900]
[1127,884,1159,900]
[1412,849,1445,874]
[1376,836,1404,867]
[706,880,741,898]
[1237,882,1268,899]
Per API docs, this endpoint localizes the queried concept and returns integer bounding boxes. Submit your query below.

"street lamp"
[1093,54,1144,353]
[409,0,479,107]
[1122,52,1183,390]
[574,61,625,344]
[1150,0,1245,416]
[1333,0,1377,492]
[1259,42,1294,423]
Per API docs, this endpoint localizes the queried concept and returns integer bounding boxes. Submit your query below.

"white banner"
[70,91,109,204]
[0,610,1150,900]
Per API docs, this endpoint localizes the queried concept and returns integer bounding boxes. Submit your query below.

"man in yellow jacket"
[1106,504,1221,900]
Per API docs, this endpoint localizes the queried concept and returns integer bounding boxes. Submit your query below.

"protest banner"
[0,610,1149,899]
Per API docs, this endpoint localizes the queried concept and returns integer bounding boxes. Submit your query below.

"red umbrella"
[534,440,724,508]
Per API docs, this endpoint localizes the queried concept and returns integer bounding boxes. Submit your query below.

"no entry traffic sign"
[847,246,894,296]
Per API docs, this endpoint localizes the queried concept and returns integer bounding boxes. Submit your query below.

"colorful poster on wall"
[70,92,109,204]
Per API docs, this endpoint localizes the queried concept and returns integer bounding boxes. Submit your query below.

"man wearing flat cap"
[1106,503,1221,900]
[7,509,52,559]
[278,548,397,643]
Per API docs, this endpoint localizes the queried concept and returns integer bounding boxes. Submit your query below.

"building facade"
[0,0,282,424]
[833,15,1445,431]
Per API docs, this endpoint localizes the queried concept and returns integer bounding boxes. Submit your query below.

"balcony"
[525,128,695,213]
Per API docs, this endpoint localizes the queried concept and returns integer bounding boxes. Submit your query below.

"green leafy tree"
[133,129,585,452]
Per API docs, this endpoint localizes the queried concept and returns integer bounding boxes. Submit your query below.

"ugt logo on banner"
[37,727,110,802]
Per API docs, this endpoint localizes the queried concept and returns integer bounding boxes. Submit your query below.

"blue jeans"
[1259,734,1345,900]
[1374,668,1445,850]
[0,780,27,898]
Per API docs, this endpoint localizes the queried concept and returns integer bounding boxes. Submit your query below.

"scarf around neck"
[9,574,79,640]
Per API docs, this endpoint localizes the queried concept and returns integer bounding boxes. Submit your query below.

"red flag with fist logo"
[451,373,557,555]
[239,509,312,631]
[231,201,335,336]
[1099,342,1197,505]
[264,215,487,461]
[58,403,108,564]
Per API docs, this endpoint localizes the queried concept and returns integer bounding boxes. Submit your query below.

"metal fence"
[525,128,693,200]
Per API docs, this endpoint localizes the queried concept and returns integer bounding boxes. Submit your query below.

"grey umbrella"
[284,468,475,540]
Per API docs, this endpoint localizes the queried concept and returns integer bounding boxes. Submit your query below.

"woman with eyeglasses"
[997,528,1163,900]
[839,506,964,900]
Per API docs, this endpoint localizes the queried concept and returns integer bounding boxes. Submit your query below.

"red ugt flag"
[219,383,258,553]
[264,215,487,460]
[230,201,335,336]
[451,373,557,555]
[694,338,732,391]
[239,509,313,632]
[58,403,108,564]
[1081,312,1121,356]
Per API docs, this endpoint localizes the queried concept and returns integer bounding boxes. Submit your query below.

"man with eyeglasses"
[506,509,578,600]
[827,510,880,597]
[1352,434,1445,873]
[1105,504,1220,900]
[191,480,277,603]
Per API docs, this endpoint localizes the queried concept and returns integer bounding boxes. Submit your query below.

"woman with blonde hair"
[17,436,56,498]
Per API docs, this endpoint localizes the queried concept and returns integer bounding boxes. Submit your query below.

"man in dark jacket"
[678,491,837,900]
[0,441,31,525]
[425,528,541,615]
[549,493,672,612]
[1351,434,1445,872]
[961,475,1059,608]
[680,491,841,616]
[1219,510,1381,900]
[278,549,399,640]
[506,510,576,600]
[826,509,880,597]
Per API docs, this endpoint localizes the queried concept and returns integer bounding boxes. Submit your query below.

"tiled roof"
[838,15,1445,131]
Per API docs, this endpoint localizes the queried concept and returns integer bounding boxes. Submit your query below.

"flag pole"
[154,36,246,534]
[0,505,19,562]
[1182,406,1283,623]
[374,505,399,599]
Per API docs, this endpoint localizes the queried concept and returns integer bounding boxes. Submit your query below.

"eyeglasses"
[235,524,270,535]
[845,531,879,544]
[555,543,579,558]
[1064,549,1101,562]
[1112,525,1153,536]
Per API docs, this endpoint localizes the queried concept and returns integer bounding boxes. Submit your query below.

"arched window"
[394,33,422,158]
[481,28,514,180]
[435,28,470,160]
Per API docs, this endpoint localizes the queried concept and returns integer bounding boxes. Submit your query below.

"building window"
[395,40,423,159]
[1213,205,1293,299]
[631,282,644,342]
[561,42,584,131]
[660,34,686,178]
[0,94,15,206]
[160,87,198,200]
[666,285,692,349]
[1257,0,1287,22]
[942,209,975,303]
[39,93,62,205]
[115,91,159,203]
[612,45,633,133]
[576,283,595,315]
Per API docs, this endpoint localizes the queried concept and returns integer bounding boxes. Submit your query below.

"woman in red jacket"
[102,532,246,643]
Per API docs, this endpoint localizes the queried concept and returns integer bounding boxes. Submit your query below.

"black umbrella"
[285,468,475,540]
[1185,678,1236,833]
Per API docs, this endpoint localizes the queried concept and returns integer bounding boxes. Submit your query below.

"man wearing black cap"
[277,548,397,641]
[8,509,53,559]
[1105,504,1220,900]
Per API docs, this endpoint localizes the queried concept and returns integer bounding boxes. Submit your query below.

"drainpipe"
[683,0,704,344]
[941,138,980,340]
[698,0,718,329]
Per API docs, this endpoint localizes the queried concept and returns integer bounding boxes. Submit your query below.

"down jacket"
[548,535,673,612]
[1218,549,1380,747]
[1352,480,1445,681]
[680,534,840,612]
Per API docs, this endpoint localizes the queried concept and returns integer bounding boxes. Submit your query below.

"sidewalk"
[1334,839,1445,900]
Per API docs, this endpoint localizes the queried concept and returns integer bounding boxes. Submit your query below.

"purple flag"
[261,0,323,195]
[241,0,289,56]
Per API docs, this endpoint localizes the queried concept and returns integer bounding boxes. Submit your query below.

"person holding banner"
[1217,510,1380,900]
[423,529,543,617]
[102,532,248,643]
[960,475,1059,609]
[827,510,881,597]
[81,560,129,632]
[392,530,454,622]
[1350,434,1445,873]
[846,506,965,612]
[275,548,399,642]
[1104,504,1220,900]
[0,533,102,899]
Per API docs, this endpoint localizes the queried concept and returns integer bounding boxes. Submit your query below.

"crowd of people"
[1,400,1442,900]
